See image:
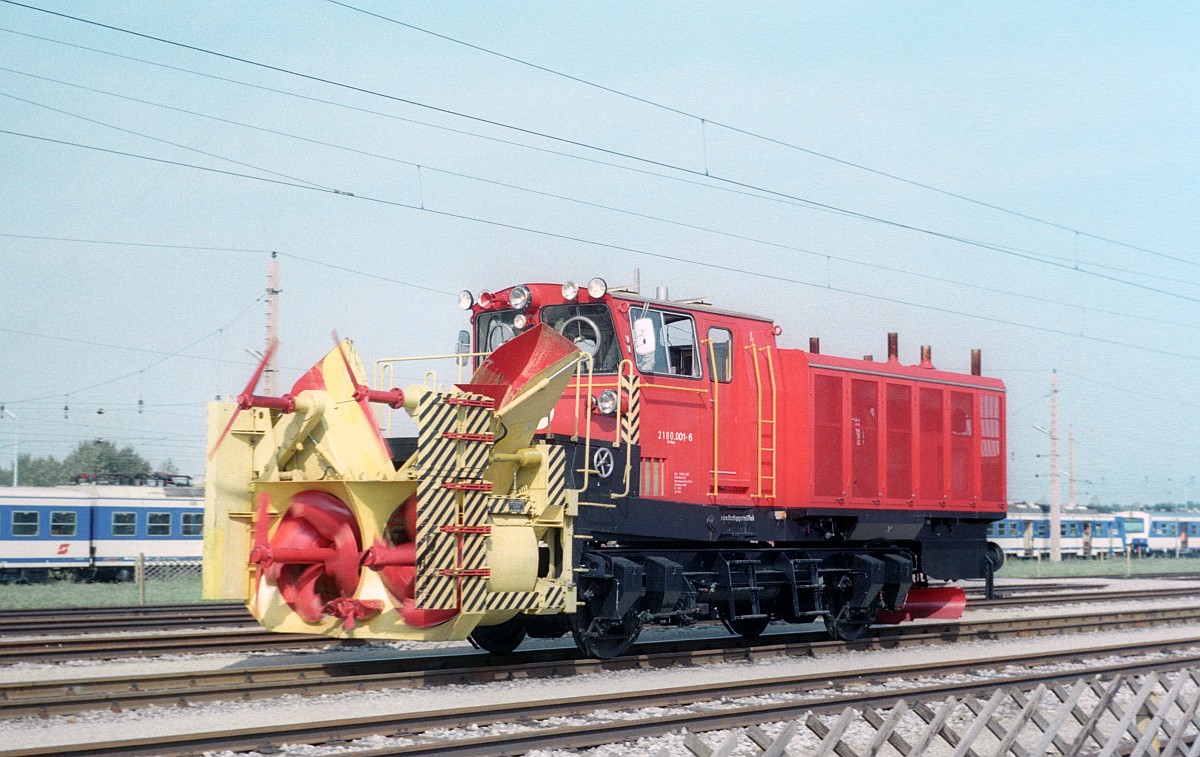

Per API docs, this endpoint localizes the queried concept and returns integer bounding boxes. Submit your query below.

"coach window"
[112,512,136,537]
[148,512,172,536]
[706,327,733,383]
[51,511,77,537]
[182,512,204,536]
[630,307,700,378]
[12,511,38,536]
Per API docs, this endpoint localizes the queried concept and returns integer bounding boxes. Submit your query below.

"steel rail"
[0,579,1170,641]
[0,629,333,663]
[0,605,252,635]
[5,605,1200,722]
[8,628,1200,756]
[1,584,1196,663]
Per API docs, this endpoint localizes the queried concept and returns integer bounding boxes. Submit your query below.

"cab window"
[476,310,520,353]
[706,327,733,383]
[630,308,700,377]
[540,304,620,373]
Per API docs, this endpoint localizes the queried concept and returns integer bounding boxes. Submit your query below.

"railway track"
[0,628,335,663]
[0,602,250,635]
[3,583,1196,663]
[0,580,1106,638]
[7,615,1200,756]
[2,580,1190,662]
[5,604,1200,722]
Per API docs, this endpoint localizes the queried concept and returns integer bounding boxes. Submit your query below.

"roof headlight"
[513,313,528,329]
[509,284,532,311]
[561,281,579,301]
[457,290,475,310]
[587,277,608,298]
[595,389,618,416]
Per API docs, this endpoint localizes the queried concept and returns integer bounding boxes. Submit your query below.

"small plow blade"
[875,587,966,624]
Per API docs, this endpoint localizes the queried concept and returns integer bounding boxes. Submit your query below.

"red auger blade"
[250,492,272,600]
[332,329,376,424]
[208,339,278,459]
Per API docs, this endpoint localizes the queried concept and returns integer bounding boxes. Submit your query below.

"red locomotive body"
[464,279,1006,652]
[479,282,1004,513]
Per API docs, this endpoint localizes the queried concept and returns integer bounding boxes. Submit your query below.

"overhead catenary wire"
[0,232,271,252]
[326,0,1195,270]
[5,126,1198,366]
[3,34,1192,297]
[1,2,1195,300]
[1,290,268,405]
[0,90,332,189]
[3,66,1192,331]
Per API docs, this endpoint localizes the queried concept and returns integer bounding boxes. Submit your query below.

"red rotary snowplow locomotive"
[203,278,1006,657]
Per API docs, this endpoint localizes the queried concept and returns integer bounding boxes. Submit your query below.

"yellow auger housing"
[202,326,582,641]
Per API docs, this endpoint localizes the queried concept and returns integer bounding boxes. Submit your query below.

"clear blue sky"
[1,1,1197,504]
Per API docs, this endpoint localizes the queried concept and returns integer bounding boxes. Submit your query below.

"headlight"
[509,285,532,311]
[595,389,618,416]
[561,281,579,300]
[587,277,608,298]
[513,313,528,329]
[457,290,474,310]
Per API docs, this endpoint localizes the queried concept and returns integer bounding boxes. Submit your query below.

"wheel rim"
[824,607,872,641]
[469,615,527,654]
[722,615,770,638]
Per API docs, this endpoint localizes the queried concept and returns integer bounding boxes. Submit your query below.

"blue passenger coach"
[987,503,1127,558]
[0,481,203,582]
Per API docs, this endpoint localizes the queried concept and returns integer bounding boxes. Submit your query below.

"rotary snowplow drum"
[362,495,458,628]
[256,491,366,625]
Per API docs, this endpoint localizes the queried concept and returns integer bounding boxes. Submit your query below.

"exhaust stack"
[919,345,933,369]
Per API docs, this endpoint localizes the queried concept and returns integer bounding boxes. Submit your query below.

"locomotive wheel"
[986,541,1006,572]
[468,615,527,654]
[823,607,872,641]
[571,606,642,658]
[721,615,771,639]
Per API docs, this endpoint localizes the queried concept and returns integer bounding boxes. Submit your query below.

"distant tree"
[0,441,153,487]
[0,453,68,486]
[159,458,180,475]
[62,440,152,480]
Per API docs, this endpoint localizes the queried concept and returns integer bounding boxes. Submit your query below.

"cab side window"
[706,327,733,383]
[630,308,700,377]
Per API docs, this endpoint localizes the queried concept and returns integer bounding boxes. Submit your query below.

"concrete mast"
[265,252,280,395]
[1049,370,1062,562]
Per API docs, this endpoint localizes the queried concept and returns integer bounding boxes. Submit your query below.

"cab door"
[704,325,756,505]
[627,306,710,503]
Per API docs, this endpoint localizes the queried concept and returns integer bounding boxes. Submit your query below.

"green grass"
[0,575,206,609]
[997,555,1200,578]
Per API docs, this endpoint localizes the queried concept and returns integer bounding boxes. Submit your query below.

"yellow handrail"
[705,338,719,497]
[572,354,596,492]
[762,344,778,499]
[610,359,637,499]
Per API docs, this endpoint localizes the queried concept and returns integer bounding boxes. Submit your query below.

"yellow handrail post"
[704,338,718,497]
[762,344,777,499]
[748,336,764,500]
